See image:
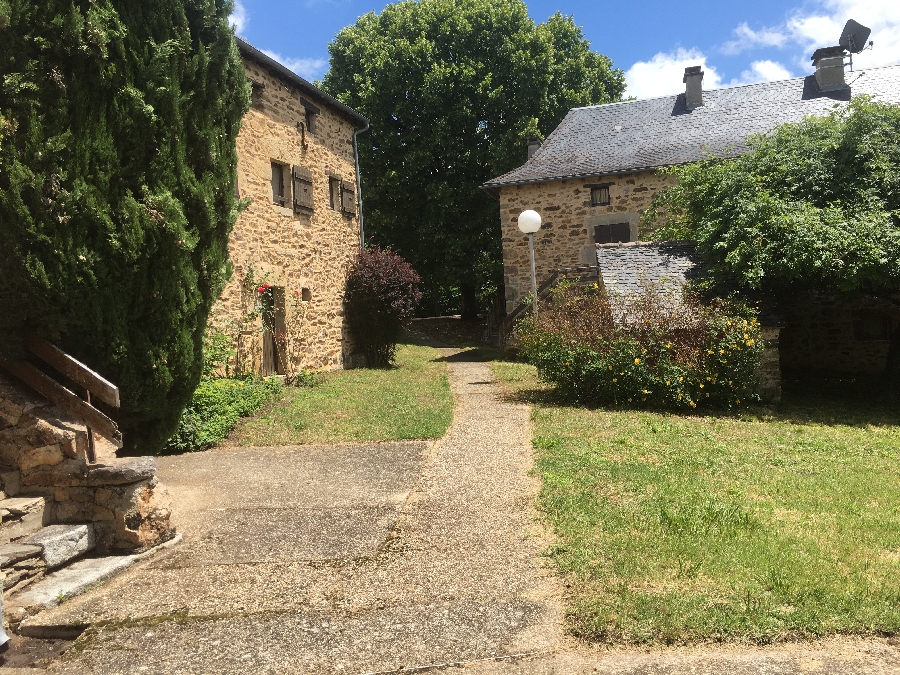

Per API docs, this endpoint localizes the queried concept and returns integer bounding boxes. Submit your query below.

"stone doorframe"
[582,214,640,264]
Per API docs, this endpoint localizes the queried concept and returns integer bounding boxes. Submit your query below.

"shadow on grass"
[497,370,900,429]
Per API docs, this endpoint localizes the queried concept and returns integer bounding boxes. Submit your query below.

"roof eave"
[236,37,369,128]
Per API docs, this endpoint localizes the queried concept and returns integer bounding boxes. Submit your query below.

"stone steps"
[1,522,96,597]
[0,496,48,546]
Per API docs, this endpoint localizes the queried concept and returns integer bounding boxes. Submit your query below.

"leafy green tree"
[646,97,900,383]
[0,1,249,453]
[321,0,624,319]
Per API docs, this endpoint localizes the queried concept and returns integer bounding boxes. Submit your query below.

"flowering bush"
[517,283,763,409]
[345,246,423,366]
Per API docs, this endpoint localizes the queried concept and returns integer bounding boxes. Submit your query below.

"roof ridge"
[573,62,900,111]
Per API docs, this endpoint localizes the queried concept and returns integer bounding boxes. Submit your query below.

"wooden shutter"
[594,223,631,244]
[341,183,356,215]
[292,166,314,212]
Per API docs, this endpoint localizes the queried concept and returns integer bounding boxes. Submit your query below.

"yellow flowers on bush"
[517,281,763,410]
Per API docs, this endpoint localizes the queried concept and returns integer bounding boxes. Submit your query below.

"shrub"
[517,283,763,409]
[162,375,283,454]
[345,246,423,366]
[0,1,249,454]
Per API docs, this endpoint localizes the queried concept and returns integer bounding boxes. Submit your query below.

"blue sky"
[231,0,899,99]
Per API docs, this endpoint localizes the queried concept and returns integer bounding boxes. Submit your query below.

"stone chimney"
[683,66,703,108]
[812,46,848,92]
[526,137,542,159]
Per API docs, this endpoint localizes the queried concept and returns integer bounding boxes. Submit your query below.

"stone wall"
[779,291,900,381]
[498,170,677,313]
[213,56,363,373]
[0,374,172,553]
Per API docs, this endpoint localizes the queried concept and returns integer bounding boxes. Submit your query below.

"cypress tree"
[0,1,249,453]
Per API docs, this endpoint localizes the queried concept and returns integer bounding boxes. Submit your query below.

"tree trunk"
[460,283,479,322]
[886,324,900,398]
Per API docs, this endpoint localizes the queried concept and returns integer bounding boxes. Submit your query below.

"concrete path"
[23,351,900,673]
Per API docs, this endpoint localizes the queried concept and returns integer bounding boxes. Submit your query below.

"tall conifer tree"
[0,1,249,453]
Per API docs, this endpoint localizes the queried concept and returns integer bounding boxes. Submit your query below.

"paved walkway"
[24,351,900,673]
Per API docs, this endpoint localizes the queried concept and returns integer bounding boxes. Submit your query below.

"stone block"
[25,523,96,568]
[0,470,11,495]
[0,543,42,566]
[80,457,157,486]
[0,496,45,516]
[18,443,65,472]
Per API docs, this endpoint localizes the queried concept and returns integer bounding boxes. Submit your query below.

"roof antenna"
[839,19,873,72]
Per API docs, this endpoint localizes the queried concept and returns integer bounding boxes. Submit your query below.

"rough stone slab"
[0,496,45,516]
[25,524,95,568]
[80,457,157,486]
[20,457,156,489]
[1,469,22,496]
[0,543,42,566]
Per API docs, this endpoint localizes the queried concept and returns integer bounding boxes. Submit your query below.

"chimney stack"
[811,46,849,92]
[526,137,542,159]
[683,66,704,108]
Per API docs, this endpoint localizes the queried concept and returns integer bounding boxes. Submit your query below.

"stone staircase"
[0,475,98,599]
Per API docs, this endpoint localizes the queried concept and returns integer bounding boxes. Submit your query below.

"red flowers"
[256,283,272,294]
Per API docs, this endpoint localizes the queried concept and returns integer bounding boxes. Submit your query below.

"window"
[328,176,342,210]
[594,222,631,244]
[292,166,314,213]
[591,186,611,206]
[300,97,320,136]
[271,162,288,207]
[250,80,265,109]
[854,312,892,341]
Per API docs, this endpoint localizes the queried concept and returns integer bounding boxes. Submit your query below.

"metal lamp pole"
[518,210,542,317]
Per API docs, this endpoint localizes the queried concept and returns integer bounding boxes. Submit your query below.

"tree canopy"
[0,0,249,453]
[321,0,625,318]
[647,97,900,296]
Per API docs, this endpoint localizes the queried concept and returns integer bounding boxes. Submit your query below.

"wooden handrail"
[28,337,120,408]
[0,359,122,448]
[0,338,123,457]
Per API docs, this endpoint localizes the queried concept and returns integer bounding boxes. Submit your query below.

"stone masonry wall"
[213,56,362,372]
[0,374,172,553]
[498,170,677,313]
[779,291,900,381]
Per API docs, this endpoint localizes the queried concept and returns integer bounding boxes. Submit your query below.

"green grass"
[234,343,453,445]
[493,360,900,645]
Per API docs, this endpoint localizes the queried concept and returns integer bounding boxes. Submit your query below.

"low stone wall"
[0,374,173,553]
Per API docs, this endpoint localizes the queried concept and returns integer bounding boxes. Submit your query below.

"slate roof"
[485,65,900,188]
[596,242,704,297]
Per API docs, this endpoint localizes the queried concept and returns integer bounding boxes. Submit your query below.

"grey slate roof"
[486,65,900,188]
[596,242,703,297]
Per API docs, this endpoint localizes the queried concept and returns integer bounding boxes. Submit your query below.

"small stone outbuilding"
[484,59,900,385]
[213,39,369,375]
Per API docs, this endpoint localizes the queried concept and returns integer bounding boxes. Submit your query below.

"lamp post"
[517,209,542,316]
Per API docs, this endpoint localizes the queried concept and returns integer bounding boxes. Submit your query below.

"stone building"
[213,38,368,375]
[484,59,900,384]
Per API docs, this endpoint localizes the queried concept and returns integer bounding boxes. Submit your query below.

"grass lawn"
[233,342,453,445]
[493,359,900,645]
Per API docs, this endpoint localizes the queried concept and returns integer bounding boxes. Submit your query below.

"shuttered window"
[341,184,356,216]
[594,223,631,244]
[292,166,314,213]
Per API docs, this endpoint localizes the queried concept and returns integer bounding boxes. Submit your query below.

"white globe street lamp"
[517,209,542,316]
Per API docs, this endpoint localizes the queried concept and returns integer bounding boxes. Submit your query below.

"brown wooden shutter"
[292,166,314,212]
[341,183,356,215]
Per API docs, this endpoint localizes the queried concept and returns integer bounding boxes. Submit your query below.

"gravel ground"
[20,350,900,674]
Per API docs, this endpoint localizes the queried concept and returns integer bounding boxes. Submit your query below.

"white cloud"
[229,0,247,35]
[624,49,723,100]
[721,22,789,55]
[730,60,794,85]
[720,1,900,72]
[261,50,328,82]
